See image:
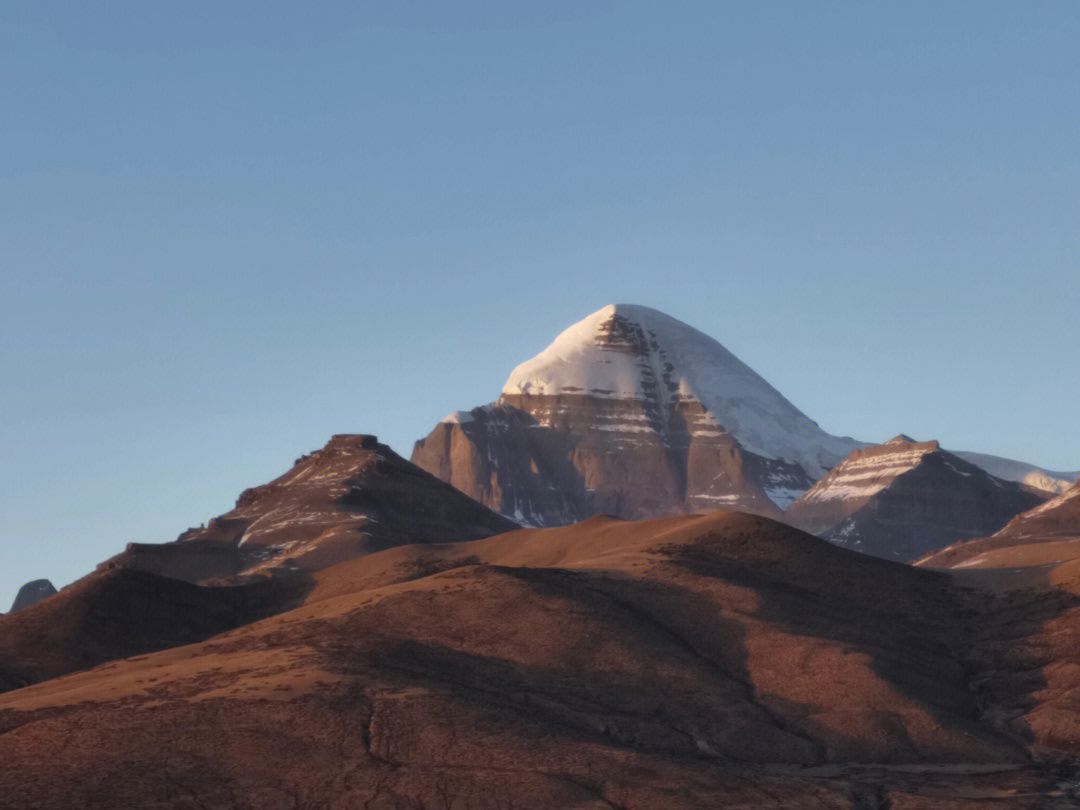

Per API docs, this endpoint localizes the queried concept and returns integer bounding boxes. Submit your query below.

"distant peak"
[324,434,381,451]
[284,434,386,474]
[597,303,667,320]
[882,435,942,451]
[593,303,704,333]
[10,579,57,612]
[500,305,739,401]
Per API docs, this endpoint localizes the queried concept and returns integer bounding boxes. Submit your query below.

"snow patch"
[442,410,476,425]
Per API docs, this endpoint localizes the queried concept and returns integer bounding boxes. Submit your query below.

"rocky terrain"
[785,436,1048,561]
[980,481,1080,546]
[413,305,863,525]
[0,437,514,695]
[5,510,1080,808]
[107,433,517,583]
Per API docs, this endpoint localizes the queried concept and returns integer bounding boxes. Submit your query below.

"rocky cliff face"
[413,305,861,524]
[786,436,1048,561]
[106,434,518,583]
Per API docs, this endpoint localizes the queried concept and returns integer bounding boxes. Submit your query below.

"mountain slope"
[108,434,518,583]
[0,568,295,692]
[953,451,1078,495]
[413,305,862,524]
[5,510,1070,808]
[917,481,1080,569]
[0,434,517,692]
[785,436,1048,561]
[995,480,1080,542]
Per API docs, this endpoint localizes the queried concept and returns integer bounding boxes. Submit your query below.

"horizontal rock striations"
[413,305,861,525]
[786,435,1048,561]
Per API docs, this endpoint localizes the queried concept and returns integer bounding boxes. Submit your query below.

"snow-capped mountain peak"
[501,304,861,477]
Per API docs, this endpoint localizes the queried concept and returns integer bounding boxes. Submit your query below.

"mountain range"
[413,304,1074,555]
[785,435,1049,561]
[413,304,864,525]
[2,303,1078,808]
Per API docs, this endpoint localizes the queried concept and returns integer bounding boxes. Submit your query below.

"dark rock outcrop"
[786,435,1048,561]
[9,580,56,612]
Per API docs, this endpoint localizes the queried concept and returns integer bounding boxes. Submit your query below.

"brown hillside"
[2,511,1076,808]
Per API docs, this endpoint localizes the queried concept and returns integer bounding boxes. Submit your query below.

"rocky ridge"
[785,435,1048,561]
[107,434,518,583]
[917,481,1080,569]
[953,451,1079,495]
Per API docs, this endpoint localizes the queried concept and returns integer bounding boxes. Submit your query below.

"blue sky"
[3,1,1079,607]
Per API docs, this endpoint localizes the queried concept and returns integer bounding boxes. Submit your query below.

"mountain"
[5,509,1075,808]
[952,451,1079,495]
[107,434,518,583]
[917,481,1080,569]
[785,435,1048,561]
[413,305,862,525]
[9,579,56,612]
[0,434,515,693]
[994,479,1080,542]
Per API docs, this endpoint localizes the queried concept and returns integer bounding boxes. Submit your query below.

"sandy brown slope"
[2,512,1077,808]
[0,568,298,692]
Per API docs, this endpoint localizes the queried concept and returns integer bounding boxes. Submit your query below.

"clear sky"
[3,1,1079,608]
